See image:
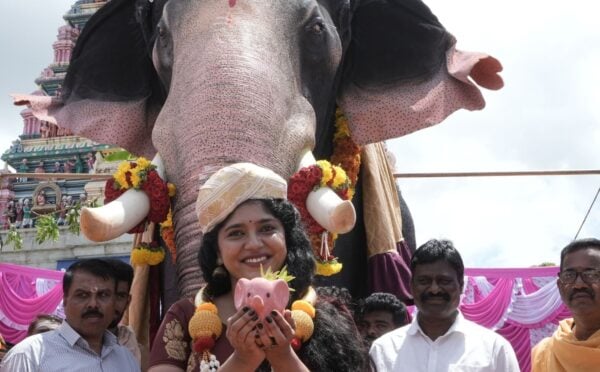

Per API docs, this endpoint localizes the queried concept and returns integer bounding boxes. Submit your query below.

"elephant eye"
[266,292,271,298]
[305,18,325,36]
[311,22,324,34]
[157,25,166,38]
[247,292,251,297]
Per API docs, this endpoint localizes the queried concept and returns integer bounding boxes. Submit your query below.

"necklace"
[188,286,317,368]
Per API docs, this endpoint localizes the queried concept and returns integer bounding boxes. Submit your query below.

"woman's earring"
[212,258,228,280]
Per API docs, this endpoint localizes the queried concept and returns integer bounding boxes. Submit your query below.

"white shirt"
[370,312,520,372]
[0,321,140,372]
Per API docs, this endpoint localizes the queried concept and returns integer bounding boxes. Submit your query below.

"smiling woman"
[148,163,367,372]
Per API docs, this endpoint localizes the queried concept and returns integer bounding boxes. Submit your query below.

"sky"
[1,0,598,268]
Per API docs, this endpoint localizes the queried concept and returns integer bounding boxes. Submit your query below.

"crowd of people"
[1,162,599,371]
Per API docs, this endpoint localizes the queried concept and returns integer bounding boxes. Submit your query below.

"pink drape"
[461,267,570,372]
[0,263,64,344]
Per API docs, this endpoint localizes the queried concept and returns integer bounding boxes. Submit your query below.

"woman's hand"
[221,306,265,370]
[257,310,309,372]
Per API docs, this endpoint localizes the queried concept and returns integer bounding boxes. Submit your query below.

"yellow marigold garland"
[131,242,165,266]
[114,157,153,190]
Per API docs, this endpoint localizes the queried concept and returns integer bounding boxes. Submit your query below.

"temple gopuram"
[0,0,132,269]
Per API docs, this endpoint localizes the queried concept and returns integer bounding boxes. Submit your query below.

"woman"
[149,163,367,371]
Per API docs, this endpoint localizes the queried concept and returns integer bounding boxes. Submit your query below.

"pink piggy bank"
[234,277,290,320]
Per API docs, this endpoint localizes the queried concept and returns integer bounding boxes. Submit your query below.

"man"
[370,239,519,371]
[531,238,600,371]
[357,292,408,347]
[104,258,141,365]
[0,259,139,371]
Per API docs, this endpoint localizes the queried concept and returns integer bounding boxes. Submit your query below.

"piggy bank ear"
[272,279,290,310]
[234,278,251,310]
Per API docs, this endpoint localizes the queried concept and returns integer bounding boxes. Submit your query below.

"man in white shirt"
[105,258,142,365]
[370,239,519,372]
[0,258,140,372]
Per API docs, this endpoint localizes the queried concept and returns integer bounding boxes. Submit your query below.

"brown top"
[149,298,233,371]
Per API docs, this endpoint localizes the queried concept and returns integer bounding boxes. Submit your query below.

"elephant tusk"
[297,148,356,234]
[80,154,165,242]
[306,187,355,234]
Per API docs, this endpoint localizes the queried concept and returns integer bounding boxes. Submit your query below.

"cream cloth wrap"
[195,163,288,234]
[361,142,404,257]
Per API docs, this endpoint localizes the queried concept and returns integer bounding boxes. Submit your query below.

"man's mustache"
[421,292,451,302]
[570,288,594,301]
[82,309,104,318]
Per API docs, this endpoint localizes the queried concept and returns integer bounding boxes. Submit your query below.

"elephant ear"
[12,0,165,159]
[234,278,251,311]
[272,279,291,310]
[338,0,503,145]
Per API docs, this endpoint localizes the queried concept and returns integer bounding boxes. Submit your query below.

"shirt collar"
[59,321,118,348]
[407,310,467,337]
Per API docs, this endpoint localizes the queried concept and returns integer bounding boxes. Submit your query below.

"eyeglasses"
[558,269,600,285]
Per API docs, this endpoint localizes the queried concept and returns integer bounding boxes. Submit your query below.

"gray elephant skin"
[14,0,502,309]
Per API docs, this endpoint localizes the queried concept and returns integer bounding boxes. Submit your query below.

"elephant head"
[14,0,502,302]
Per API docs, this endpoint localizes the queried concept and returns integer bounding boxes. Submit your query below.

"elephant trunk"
[172,164,229,299]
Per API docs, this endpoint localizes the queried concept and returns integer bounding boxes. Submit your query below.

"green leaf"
[5,225,23,250]
[103,150,135,162]
[260,265,296,290]
[35,214,60,244]
[66,205,81,235]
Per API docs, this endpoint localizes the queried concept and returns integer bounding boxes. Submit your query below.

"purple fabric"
[368,241,413,304]
[0,263,64,344]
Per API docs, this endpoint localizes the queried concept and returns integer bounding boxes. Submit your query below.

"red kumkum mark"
[229,0,236,7]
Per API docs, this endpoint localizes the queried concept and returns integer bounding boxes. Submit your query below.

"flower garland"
[288,108,362,276]
[160,183,177,261]
[104,157,171,233]
[331,107,361,190]
[288,161,350,275]
[104,157,176,266]
[188,288,316,370]
[131,241,166,266]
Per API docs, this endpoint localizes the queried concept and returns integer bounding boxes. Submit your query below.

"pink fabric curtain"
[0,263,64,344]
[462,267,570,372]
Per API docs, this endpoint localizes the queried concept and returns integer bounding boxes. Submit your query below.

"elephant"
[15,0,502,312]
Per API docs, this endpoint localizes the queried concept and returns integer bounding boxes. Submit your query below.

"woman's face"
[217,200,287,284]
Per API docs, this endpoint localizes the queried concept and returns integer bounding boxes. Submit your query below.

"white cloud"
[388,0,600,267]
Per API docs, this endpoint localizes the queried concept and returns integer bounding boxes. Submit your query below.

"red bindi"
[229,0,236,7]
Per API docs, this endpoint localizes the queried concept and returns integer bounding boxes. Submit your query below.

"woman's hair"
[27,314,63,336]
[299,298,369,371]
[198,198,315,302]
